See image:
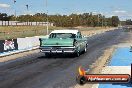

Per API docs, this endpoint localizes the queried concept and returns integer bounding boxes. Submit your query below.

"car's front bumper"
[40,46,76,53]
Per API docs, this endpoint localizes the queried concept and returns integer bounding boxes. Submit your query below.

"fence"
[0,21,54,26]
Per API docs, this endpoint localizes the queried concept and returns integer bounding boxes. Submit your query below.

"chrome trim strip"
[40,46,75,49]
[63,51,75,53]
[40,50,75,53]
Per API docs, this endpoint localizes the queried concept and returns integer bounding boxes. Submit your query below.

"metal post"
[26,4,29,26]
[71,18,73,28]
[46,0,49,35]
[13,0,16,26]
[14,6,16,21]
[102,16,103,27]
[98,14,99,27]
[131,63,132,84]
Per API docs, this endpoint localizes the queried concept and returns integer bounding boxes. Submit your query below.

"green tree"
[111,16,119,27]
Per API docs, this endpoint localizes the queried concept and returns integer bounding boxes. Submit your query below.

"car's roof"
[50,29,79,34]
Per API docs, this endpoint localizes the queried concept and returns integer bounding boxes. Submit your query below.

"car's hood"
[41,38,74,46]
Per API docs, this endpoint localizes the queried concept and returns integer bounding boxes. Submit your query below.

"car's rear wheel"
[82,45,87,54]
[73,41,80,57]
[45,53,51,57]
[74,50,80,57]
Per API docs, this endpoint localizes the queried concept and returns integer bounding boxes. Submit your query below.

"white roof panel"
[50,29,79,34]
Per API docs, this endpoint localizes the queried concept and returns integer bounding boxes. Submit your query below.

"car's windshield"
[49,33,76,39]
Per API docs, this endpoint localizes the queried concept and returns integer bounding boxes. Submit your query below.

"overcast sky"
[0,0,132,21]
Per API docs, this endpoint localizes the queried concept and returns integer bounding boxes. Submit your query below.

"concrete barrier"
[17,37,40,50]
[30,37,40,47]
[0,36,41,57]
[17,38,32,50]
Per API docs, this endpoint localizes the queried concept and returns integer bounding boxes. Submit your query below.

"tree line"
[125,19,132,25]
[0,13,120,27]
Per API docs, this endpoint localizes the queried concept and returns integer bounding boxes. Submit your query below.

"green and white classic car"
[39,29,88,57]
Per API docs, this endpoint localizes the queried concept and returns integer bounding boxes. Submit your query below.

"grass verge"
[0,26,114,40]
